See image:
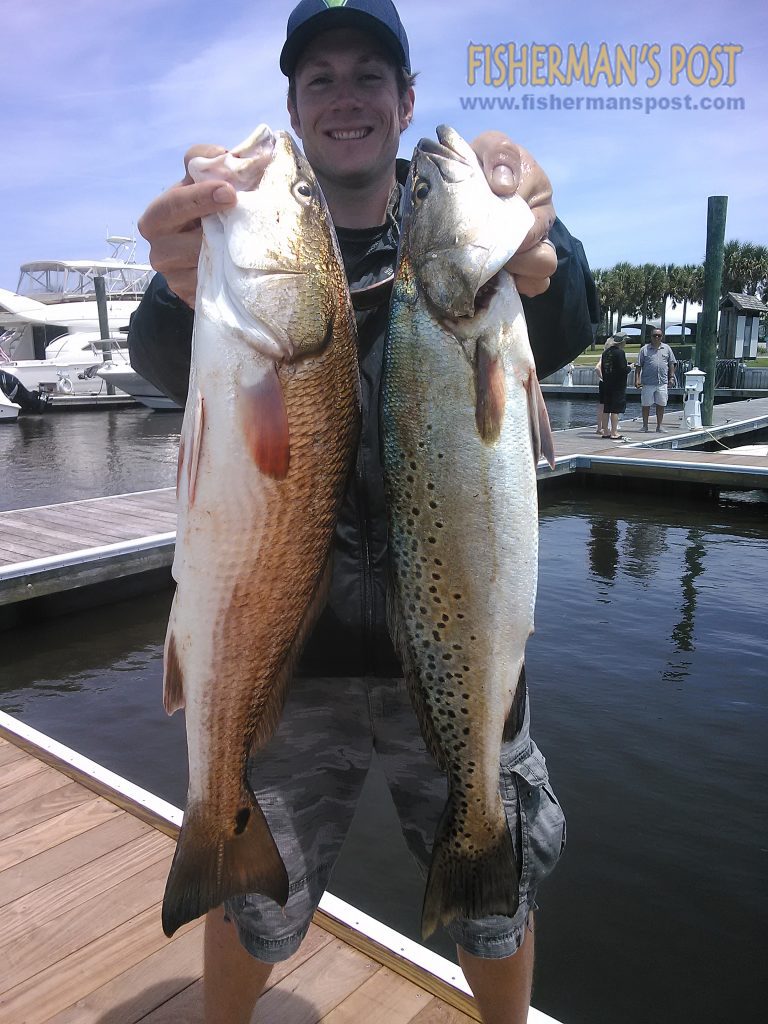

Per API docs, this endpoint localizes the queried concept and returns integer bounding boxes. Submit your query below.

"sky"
[0,0,765,290]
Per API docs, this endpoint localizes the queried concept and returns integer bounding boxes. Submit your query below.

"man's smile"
[327,128,373,140]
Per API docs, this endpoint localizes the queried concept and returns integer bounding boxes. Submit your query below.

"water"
[0,408,183,512]
[1,405,767,1024]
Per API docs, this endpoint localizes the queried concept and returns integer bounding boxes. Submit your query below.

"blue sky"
[1,0,764,289]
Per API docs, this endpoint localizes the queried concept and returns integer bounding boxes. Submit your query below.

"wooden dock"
[0,489,176,607]
[0,714,560,1024]
[1,397,766,611]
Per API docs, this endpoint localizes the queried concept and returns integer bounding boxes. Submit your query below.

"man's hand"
[138,145,236,308]
[471,131,557,298]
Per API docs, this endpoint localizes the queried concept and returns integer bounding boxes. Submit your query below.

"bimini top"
[13,236,153,304]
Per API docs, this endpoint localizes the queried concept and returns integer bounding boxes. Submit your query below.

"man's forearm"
[128,274,194,407]
[522,218,599,381]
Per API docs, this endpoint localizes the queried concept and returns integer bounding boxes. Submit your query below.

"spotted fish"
[161,126,360,937]
[381,125,555,939]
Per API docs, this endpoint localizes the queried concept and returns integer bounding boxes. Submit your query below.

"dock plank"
[0,764,72,815]
[0,742,28,767]
[137,924,335,1024]
[0,754,49,791]
[0,813,151,908]
[320,965,433,1023]
[44,922,204,1024]
[0,856,171,990]
[254,938,381,1024]
[0,737,480,1024]
[1,830,171,951]
[0,903,172,1024]
[0,795,123,871]
[409,1002,477,1023]
[0,780,91,842]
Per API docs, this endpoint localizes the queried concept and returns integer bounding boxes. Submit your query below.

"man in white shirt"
[635,328,677,432]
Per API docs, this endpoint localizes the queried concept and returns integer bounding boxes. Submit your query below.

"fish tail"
[161,795,289,937]
[421,798,519,940]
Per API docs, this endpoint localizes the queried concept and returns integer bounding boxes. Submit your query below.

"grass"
[573,347,768,368]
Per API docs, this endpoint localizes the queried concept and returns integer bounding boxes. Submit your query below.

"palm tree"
[660,263,679,336]
[674,264,702,342]
[638,263,666,341]
[612,262,642,332]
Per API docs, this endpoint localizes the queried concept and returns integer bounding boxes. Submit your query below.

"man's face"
[288,28,414,191]
[652,330,663,347]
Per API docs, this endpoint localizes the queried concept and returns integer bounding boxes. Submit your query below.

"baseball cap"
[280,0,411,76]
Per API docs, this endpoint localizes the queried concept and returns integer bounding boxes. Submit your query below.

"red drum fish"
[161,126,360,937]
[382,125,555,939]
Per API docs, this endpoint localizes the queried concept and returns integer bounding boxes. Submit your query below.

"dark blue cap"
[280,0,410,76]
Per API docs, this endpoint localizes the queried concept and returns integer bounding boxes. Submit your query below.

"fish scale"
[160,126,360,938]
[382,125,554,939]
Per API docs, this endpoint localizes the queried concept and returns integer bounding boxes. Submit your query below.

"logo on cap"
[323,0,349,7]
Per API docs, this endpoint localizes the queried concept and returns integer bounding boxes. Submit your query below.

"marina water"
[1,404,766,1024]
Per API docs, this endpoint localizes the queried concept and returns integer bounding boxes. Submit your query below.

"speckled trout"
[161,126,360,937]
[381,125,555,939]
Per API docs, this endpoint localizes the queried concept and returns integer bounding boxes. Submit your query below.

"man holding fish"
[130,2,598,1021]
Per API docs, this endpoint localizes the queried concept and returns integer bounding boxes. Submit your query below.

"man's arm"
[128,274,195,407]
[521,219,599,381]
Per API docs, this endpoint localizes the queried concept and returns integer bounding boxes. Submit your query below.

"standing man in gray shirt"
[635,328,677,432]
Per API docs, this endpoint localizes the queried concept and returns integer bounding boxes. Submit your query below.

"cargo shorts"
[641,383,669,408]
[224,674,566,963]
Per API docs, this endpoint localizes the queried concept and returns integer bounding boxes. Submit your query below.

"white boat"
[0,386,20,422]
[0,236,159,402]
[96,363,181,411]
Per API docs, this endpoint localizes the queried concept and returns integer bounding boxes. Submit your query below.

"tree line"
[592,240,768,341]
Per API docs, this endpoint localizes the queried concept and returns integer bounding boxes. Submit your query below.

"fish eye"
[414,180,430,201]
[293,181,313,201]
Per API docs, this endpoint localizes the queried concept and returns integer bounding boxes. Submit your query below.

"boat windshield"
[16,262,153,304]
[15,236,153,304]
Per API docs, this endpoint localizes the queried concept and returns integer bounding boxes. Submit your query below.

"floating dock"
[0,399,766,613]
[0,711,561,1024]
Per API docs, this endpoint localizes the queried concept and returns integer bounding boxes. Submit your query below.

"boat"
[0,385,20,422]
[0,236,161,403]
[96,362,181,411]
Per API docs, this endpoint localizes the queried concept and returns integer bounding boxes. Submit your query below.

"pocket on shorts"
[500,741,567,900]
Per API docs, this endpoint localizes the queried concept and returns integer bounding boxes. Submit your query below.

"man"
[635,328,677,432]
[129,3,598,1022]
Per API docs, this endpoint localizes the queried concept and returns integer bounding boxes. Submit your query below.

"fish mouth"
[436,269,503,330]
[418,127,474,181]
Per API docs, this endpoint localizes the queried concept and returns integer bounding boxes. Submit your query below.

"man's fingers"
[166,271,199,310]
[506,239,558,278]
[514,274,551,299]
[150,227,205,274]
[138,179,236,242]
[471,131,521,196]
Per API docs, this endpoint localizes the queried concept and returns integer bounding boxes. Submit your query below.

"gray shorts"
[641,383,668,408]
[225,675,566,963]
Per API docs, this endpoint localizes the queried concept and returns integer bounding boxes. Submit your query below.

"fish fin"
[161,795,289,937]
[421,796,520,940]
[475,341,506,443]
[176,433,185,497]
[386,584,448,770]
[162,616,185,714]
[502,664,527,742]
[180,390,205,504]
[240,368,290,480]
[526,371,555,469]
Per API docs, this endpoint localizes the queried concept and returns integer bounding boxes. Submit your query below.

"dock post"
[697,196,727,425]
[94,276,116,395]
